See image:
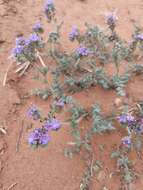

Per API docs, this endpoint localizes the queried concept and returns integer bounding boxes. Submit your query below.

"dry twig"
[16,119,24,153]
[6,183,17,190]
[3,61,13,86]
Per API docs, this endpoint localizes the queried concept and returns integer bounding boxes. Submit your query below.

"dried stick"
[74,58,80,67]
[15,62,28,73]
[19,62,31,76]
[3,61,13,86]
[0,127,6,135]
[37,51,46,67]
[16,119,24,153]
[90,155,94,177]
[7,183,17,190]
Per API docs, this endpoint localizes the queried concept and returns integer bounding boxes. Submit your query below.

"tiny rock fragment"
[0,39,6,44]
[102,187,109,190]
[97,171,106,182]
[114,98,122,107]
[0,127,7,135]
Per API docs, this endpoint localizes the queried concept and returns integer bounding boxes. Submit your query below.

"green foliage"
[111,148,135,187]
[68,105,87,151]
[17,3,143,189]
[29,19,143,100]
[94,68,110,89]
[85,23,109,49]
[91,105,115,133]
[65,73,97,93]
[131,64,143,75]
[48,22,63,43]
[111,73,130,96]
[117,155,134,184]
[51,69,63,98]
[80,159,103,190]
[112,41,130,64]
[32,88,51,100]
[58,55,73,73]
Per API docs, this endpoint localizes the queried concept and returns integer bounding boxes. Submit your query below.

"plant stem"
[115,61,119,76]
[74,58,80,67]
[37,51,46,67]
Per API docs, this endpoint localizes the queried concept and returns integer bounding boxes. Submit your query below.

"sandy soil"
[0,0,143,189]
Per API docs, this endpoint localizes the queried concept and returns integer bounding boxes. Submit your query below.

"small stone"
[114,98,122,107]
[102,187,109,190]
[0,39,6,44]
[97,171,106,182]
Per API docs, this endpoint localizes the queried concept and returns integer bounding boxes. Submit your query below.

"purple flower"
[25,33,41,46]
[12,45,24,57]
[76,46,90,56]
[121,136,131,147]
[105,12,118,29]
[33,22,43,33]
[135,118,143,133]
[54,99,65,108]
[12,33,42,62]
[15,36,25,46]
[28,128,50,146]
[126,114,135,123]
[44,0,55,21]
[43,118,61,131]
[12,37,26,57]
[135,34,143,41]
[46,0,53,6]
[27,106,41,120]
[118,114,127,124]
[118,114,135,124]
[69,26,79,41]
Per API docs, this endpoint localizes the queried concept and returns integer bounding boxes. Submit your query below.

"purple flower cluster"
[12,45,24,57]
[12,36,26,57]
[133,118,143,133]
[118,113,138,131]
[43,118,61,131]
[118,113,143,148]
[15,36,25,46]
[69,26,79,41]
[117,113,135,124]
[76,46,90,57]
[33,22,44,33]
[27,106,61,147]
[105,12,118,30]
[26,33,41,46]
[12,33,42,62]
[54,99,65,108]
[44,0,55,21]
[27,106,41,120]
[121,136,131,148]
[135,34,143,41]
[28,128,50,146]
